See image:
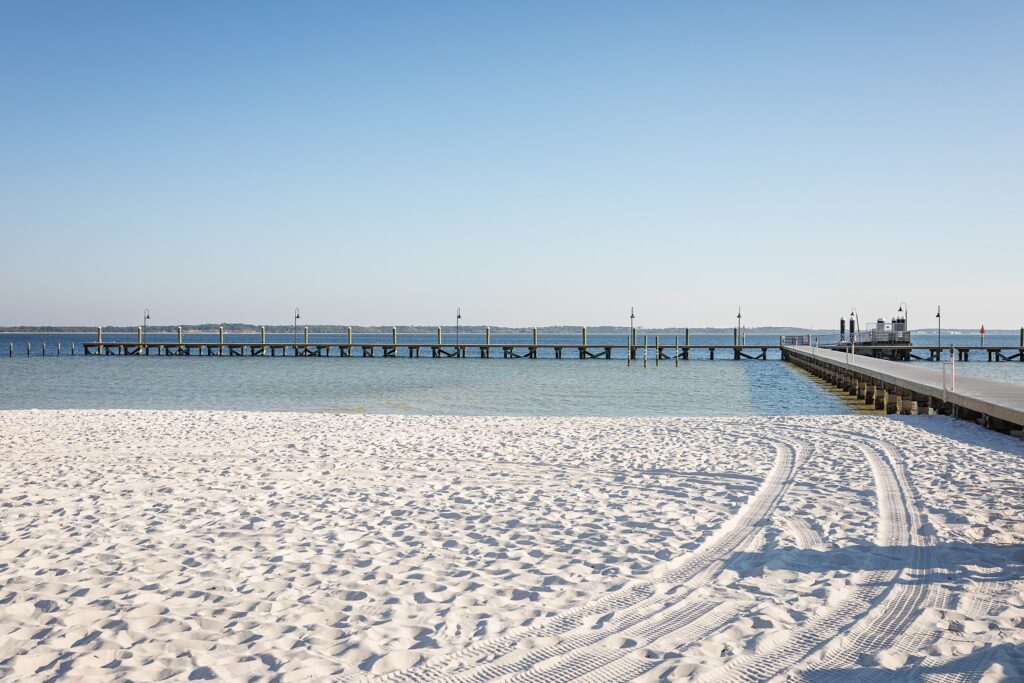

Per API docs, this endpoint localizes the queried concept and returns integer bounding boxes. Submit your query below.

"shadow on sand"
[800,641,1023,681]
[890,414,1024,455]
[727,540,1024,584]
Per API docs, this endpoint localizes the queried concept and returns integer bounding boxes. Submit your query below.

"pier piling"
[177,326,183,345]
[8,342,12,357]
[27,342,32,357]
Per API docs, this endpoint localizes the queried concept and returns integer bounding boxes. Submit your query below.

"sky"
[1,1,1021,329]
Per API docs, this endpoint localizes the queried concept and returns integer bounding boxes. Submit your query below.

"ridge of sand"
[0,410,1022,681]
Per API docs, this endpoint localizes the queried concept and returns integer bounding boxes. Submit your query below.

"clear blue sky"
[2,1,1021,329]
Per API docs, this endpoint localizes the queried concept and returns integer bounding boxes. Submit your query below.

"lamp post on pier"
[293,308,301,347]
[630,307,636,363]
[456,307,461,347]
[737,306,742,345]
[935,306,942,348]
[143,308,150,344]
[850,308,859,360]
[898,302,909,342]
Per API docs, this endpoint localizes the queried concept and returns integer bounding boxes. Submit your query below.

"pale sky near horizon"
[1,2,1021,329]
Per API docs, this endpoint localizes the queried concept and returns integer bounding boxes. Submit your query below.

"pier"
[784,345,1024,434]
[80,341,778,360]
[72,326,783,361]
[13,327,1024,365]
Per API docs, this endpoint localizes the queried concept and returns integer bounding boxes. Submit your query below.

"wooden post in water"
[685,328,690,346]
[57,341,61,356]
[437,326,442,345]
[485,326,491,345]
[219,326,225,347]
[392,326,398,348]
[98,326,103,344]
[533,327,539,346]
[42,342,46,356]
[675,335,679,367]
[626,334,631,366]
[303,326,309,345]
[643,335,648,368]
[8,342,13,357]
[177,326,183,344]
[655,335,659,366]
[138,326,143,345]
[71,342,75,356]
[261,326,266,345]
[347,326,353,346]
[582,326,588,346]
[27,342,32,357]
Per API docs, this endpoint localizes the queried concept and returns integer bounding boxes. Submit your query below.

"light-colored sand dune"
[0,410,1021,681]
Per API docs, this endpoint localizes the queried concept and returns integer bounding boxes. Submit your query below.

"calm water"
[1,332,1019,416]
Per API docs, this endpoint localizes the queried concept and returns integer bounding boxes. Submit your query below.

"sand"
[0,410,1022,681]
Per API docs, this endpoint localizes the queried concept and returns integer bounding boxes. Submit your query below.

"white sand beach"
[0,410,1022,681]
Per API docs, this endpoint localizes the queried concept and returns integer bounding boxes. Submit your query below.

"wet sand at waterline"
[1,410,1021,681]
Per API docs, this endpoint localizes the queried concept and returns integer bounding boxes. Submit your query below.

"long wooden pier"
[784,345,1024,434]
[26,326,1024,363]
[79,341,778,360]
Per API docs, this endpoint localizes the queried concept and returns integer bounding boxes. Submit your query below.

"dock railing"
[782,335,812,346]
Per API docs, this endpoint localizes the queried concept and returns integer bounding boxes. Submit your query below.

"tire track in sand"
[692,425,942,683]
[363,431,806,683]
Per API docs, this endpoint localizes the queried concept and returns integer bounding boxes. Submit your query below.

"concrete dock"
[784,345,1024,433]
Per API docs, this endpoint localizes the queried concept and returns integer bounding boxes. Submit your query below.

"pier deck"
[784,346,1024,432]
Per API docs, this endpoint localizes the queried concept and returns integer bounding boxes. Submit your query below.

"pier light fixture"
[737,307,742,345]
[456,307,462,346]
[143,308,150,344]
[935,306,941,348]
[897,302,909,343]
[294,308,301,346]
